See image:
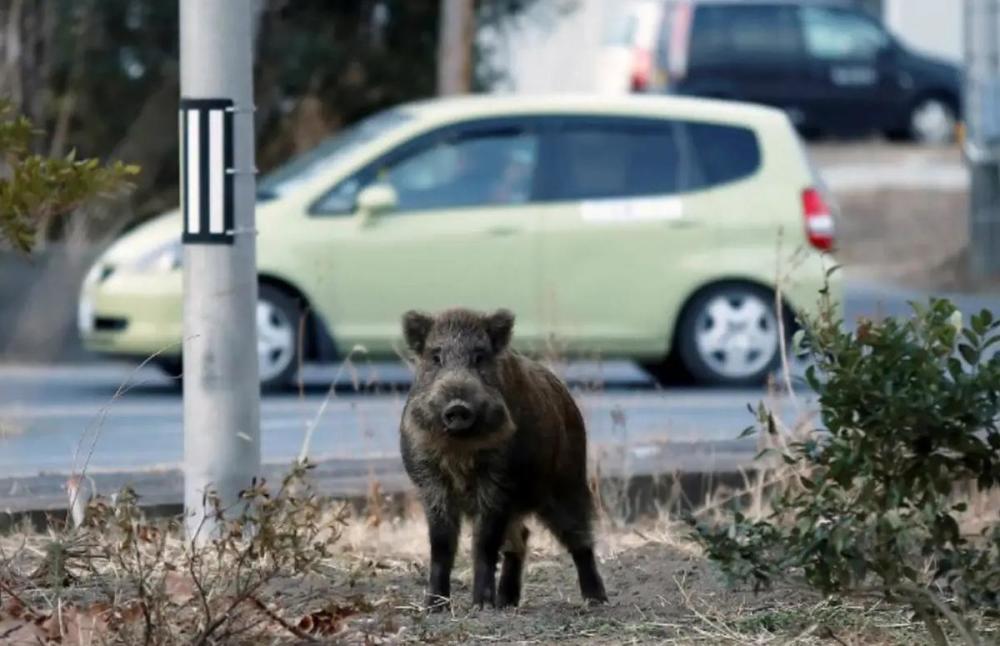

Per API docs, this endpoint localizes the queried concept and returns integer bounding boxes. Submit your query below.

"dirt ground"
[297,516,970,645]
[6,511,988,645]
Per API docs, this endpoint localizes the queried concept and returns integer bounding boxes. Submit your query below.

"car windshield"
[257,107,413,199]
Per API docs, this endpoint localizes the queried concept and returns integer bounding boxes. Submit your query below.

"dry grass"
[3,480,998,645]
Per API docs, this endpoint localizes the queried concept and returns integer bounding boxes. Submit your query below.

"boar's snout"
[442,399,476,432]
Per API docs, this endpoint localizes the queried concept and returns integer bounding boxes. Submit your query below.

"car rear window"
[686,122,761,187]
[541,118,760,202]
[689,4,801,65]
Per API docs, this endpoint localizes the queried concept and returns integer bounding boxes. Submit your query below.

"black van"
[650,0,963,144]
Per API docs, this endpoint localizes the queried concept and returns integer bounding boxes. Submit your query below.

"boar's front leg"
[472,508,512,608]
[424,500,460,612]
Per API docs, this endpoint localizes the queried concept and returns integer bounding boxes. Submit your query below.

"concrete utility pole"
[179,0,260,540]
[437,0,476,95]
[966,0,1000,278]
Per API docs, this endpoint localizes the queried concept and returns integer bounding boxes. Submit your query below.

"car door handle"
[487,225,520,237]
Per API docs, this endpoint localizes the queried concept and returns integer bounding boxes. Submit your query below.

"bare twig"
[248,595,319,642]
[297,345,369,463]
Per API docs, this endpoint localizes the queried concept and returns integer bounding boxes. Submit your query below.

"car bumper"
[79,269,183,359]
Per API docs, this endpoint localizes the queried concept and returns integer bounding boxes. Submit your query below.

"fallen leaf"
[164,571,197,606]
[0,616,48,645]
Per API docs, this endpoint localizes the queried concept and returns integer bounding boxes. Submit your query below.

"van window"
[690,5,801,65]
[801,6,889,61]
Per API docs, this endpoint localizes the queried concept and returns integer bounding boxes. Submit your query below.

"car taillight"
[631,48,652,92]
[802,188,835,251]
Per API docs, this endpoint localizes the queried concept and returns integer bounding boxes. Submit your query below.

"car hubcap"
[912,100,954,144]
[257,299,295,383]
[694,293,779,380]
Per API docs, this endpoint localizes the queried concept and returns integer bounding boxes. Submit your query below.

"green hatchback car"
[79,94,839,389]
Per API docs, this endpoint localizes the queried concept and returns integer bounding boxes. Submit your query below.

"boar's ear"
[402,310,434,355]
[485,309,515,353]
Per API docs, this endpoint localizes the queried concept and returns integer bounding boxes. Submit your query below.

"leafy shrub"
[0,100,137,252]
[693,294,1000,643]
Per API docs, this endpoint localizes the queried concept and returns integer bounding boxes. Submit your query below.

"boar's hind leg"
[425,502,460,612]
[497,520,530,608]
[539,495,609,604]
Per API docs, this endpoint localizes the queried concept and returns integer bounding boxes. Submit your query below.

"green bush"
[0,100,137,252]
[693,294,1000,643]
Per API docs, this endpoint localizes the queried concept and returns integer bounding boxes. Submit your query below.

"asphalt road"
[2,278,1000,512]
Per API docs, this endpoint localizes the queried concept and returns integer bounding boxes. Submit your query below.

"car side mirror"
[355,183,398,224]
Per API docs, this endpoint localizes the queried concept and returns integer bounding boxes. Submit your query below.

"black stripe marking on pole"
[180,98,235,244]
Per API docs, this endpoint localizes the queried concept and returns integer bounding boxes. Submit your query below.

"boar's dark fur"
[399,307,608,610]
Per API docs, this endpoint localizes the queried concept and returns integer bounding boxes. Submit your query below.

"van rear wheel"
[907,97,957,145]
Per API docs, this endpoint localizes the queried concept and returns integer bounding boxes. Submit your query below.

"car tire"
[257,284,302,391]
[907,97,957,146]
[151,286,302,391]
[673,283,790,387]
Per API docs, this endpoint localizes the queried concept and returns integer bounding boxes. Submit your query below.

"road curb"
[1,467,761,533]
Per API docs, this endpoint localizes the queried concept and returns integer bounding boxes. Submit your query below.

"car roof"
[395,93,787,128]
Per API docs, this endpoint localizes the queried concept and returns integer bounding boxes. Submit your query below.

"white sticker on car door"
[579,196,684,223]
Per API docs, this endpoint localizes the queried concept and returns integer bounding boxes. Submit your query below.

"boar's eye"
[471,348,489,366]
[430,349,443,366]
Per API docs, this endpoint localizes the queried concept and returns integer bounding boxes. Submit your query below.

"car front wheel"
[154,285,302,390]
[675,284,788,387]
[257,284,301,391]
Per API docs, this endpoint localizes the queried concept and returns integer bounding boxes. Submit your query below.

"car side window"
[312,126,539,215]
[312,173,369,214]
[382,130,538,211]
[801,7,889,62]
[543,120,682,201]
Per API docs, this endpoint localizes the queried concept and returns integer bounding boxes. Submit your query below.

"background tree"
[0,0,548,243]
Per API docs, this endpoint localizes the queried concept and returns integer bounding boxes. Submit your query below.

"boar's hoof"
[582,586,609,605]
[424,594,451,613]
[496,588,520,609]
[472,581,496,609]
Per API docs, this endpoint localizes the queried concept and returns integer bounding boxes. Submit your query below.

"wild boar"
[399,307,607,609]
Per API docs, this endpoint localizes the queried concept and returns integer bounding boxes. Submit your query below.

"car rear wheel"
[908,97,956,145]
[257,284,301,391]
[675,284,787,387]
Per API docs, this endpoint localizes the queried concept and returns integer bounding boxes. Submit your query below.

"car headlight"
[130,239,182,273]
